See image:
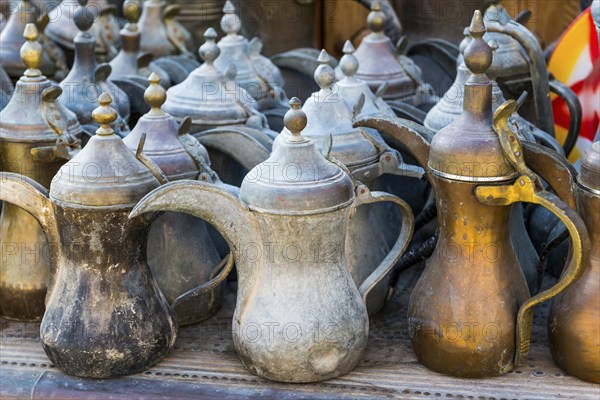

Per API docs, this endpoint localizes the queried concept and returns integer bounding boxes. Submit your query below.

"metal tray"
[1,266,598,399]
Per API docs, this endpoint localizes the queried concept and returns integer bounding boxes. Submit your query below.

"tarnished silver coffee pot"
[123,73,233,326]
[130,98,414,383]
[0,24,82,321]
[59,0,130,139]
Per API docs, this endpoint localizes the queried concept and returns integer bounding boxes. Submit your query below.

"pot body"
[233,209,369,383]
[408,177,530,378]
[40,205,176,378]
[549,187,600,383]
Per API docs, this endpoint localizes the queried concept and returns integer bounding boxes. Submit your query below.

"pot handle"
[474,100,590,367]
[352,185,414,301]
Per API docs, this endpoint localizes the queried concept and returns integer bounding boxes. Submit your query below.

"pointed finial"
[92,92,118,136]
[21,24,42,78]
[74,0,94,32]
[340,40,359,78]
[464,10,492,76]
[123,0,141,30]
[144,72,166,115]
[284,97,307,141]
[314,49,335,90]
[367,0,386,33]
[199,28,220,64]
[221,0,241,35]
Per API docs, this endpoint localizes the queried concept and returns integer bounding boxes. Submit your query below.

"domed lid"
[138,0,177,58]
[352,0,415,100]
[109,0,142,79]
[124,73,205,180]
[482,3,529,78]
[51,92,160,207]
[0,24,81,143]
[163,28,250,128]
[277,50,380,169]
[336,40,394,118]
[429,10,516,182]
[579,141,600,192]
[213,0,270,103]
[240,98,354,215]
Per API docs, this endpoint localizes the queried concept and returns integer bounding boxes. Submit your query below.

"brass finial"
[314,49,335,90]
[464,10,492,77]
[199,28,220,64]
[74,0,94,33]
[21,23,42,78]
[340,40,359,78]
[145,72,166,116]
[92,92,118,136]
[367,0,386,33]
[123,0,141,31]
[284,97,307,141]
[221,0,241,35]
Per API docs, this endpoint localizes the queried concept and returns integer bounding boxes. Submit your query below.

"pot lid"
[138,0,176,58]
[336,40,395,119]
[428,10,516,182]
[124,73,206,180]
[109,0,142,79]
[579,141,600,192]
[351,0,415,100]
[240,98,354,215]
[51,92,160,208]
[213,0,270,103]
[163,28,250,128]
[0,24,82,143]
[482,2,529,78]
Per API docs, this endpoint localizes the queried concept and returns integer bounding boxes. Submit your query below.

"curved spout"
[485,20,554,136]
[0,172,60,276]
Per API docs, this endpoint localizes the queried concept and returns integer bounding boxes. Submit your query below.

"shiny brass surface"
[0,24,82,322]
[549,140,600,384]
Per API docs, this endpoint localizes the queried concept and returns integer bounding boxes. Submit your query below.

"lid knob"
[199,28,220,64]
[284,97,307,142]
[74,0,94,33]
[92,92,119,136]
[367,0,385,33]
[221,0,241,36]
[21,23,42,78]
[464,10,492,78]
[145,72,166,115]
[314,49,335,90]
[340,40,359,78]
[123,0,141,31]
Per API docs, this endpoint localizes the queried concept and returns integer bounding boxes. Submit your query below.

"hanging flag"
[548,6,600,162]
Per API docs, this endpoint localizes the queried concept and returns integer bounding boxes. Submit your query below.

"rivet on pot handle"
[351,185,414,301]
[475,99,591,366]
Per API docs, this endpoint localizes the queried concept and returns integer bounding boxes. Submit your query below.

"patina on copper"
[130,98,414,383]
[0,24,82,321]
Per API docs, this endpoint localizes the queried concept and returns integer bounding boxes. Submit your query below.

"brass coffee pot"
[356,11,589,378]
[214,1,288,113]
[343,0,437,108]
[46,0,121,61]
[123,73,232,326]
[130,98,414,383]
[274,49,423,315]
[108,0,171,88]
[0,24,82,321]
[0,0,57,79]
[549,140,600,383]
[59,0,130,138]
[0,93,176,378]
[138,0,193,58]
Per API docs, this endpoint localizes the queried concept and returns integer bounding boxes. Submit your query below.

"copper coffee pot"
[138,0,193,58]
[549,140,600,384]
[355,11,589,378]
[58,0,130,139]
[0,24,82,321]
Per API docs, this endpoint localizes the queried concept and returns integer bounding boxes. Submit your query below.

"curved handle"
[548,78,582,157]
[351,185,414,301]
[0,173,60,273]
[475,176,590,366]
[163,5,192,55]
